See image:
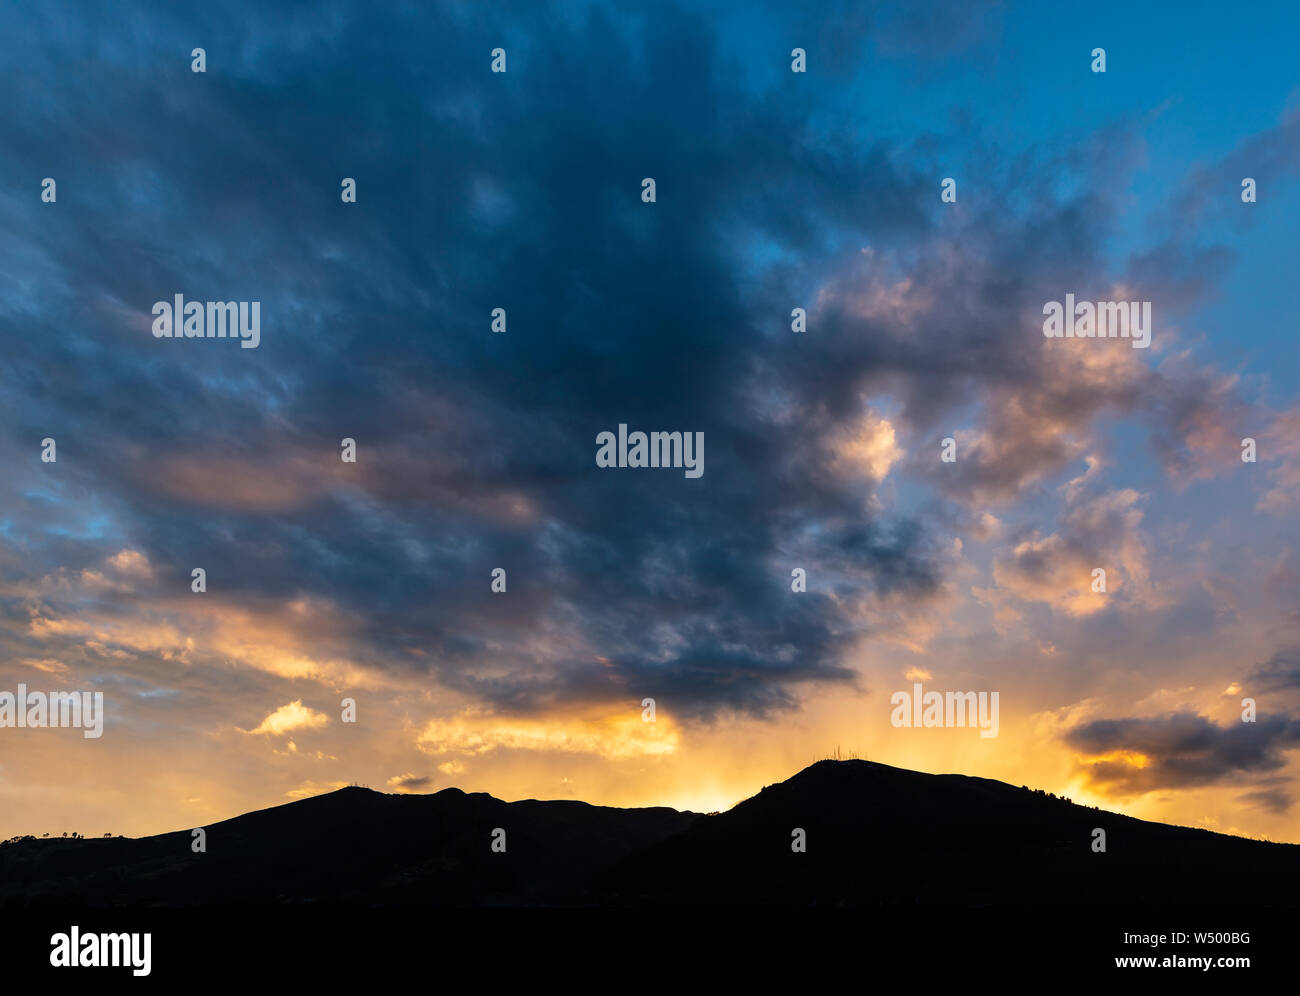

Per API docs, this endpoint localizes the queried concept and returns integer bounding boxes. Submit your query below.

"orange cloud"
[832,411,903,481]
[246,700,329,736]
[417,709,680,760]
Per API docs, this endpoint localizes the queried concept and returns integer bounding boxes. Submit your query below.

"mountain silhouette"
[3,760,1296,906]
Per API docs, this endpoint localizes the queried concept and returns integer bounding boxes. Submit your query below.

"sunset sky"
[3,0,1300,845]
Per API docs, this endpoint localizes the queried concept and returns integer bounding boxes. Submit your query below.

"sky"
[2,0,1300,844]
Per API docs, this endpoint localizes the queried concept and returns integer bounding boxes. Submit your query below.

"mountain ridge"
[3,759,1295,907]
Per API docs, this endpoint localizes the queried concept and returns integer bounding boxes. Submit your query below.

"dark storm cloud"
[0,0,962,719]
[0,1,1255,720]
[1065,711,1300,801]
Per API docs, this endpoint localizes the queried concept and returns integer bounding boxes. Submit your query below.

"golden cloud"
[246,700,329,736]
[417,709,680,760]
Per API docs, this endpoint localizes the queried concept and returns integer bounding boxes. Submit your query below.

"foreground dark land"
[3,760,1296,906]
